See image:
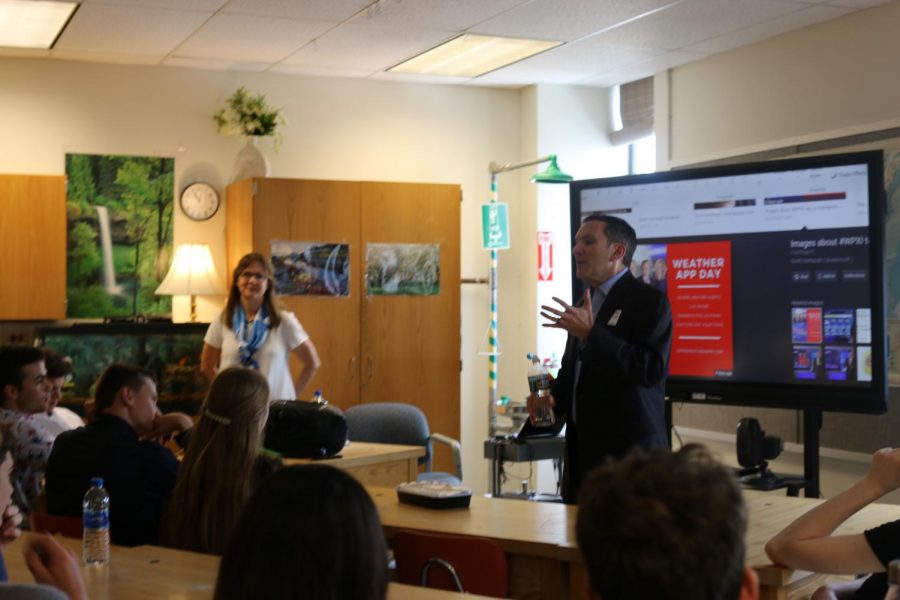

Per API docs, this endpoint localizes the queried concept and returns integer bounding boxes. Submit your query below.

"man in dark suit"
[532,215,673,503]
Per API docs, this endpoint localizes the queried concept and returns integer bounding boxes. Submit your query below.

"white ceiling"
[1,0,892,88]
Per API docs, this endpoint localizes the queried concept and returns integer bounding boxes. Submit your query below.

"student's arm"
[765,447,900,574]
[292,339,321,399]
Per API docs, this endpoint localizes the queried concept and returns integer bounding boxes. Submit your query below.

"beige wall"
[662,1,900,167]
[0,56,533,494]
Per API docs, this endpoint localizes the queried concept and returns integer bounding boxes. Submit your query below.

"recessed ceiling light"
[389,34,561,78]
[0,0,78,50]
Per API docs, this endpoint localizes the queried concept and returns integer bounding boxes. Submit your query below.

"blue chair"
[345,403,462,485]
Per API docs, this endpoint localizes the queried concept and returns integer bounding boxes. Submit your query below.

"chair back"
[392,530,508,598]
[345,403,432,469]
[30,511,83,539]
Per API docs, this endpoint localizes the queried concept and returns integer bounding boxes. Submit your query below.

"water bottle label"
[84,510,109,529]
[528,373,551,395]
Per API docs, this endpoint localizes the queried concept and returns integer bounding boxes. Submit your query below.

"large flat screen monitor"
[570,151,887,413]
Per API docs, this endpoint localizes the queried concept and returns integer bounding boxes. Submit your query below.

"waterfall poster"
[270,240,350,296]
[65,153,174,318]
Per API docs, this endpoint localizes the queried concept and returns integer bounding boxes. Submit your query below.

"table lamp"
[155,243,226,322]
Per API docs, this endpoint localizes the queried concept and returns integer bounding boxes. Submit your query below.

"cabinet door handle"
[349,356,356,381]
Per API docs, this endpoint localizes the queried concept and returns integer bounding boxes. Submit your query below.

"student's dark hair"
[583,214,637,267]
[214,465,388,600]
[223,252,282,330]
[42,348,72,379]
[576,444,747,600]
[0,346,45,404]
[94,364,152,411]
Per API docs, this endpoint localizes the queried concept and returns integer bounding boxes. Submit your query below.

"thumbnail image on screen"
[793,346,820,381]
[824,309,854,343]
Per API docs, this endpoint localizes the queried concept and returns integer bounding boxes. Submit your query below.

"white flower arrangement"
[214,87,285,141]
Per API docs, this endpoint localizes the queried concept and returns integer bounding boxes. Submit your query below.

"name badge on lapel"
[607,309,622,326]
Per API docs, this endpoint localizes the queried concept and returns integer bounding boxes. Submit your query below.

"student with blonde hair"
[163,367,280,555]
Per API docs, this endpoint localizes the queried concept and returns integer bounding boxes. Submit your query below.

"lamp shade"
[531,155,572,183]
[155,244,225,296]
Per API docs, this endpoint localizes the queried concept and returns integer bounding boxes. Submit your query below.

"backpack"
[264,400,347,458]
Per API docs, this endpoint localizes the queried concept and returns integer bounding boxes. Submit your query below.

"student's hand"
[144,412,193,441]
[24,533,87,600]
[865,447,900,496]
[0,503,22,548]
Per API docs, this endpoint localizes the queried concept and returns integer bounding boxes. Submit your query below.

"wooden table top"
[368,486,577,560]
[2,534,489,599]
[283,441,425,468]
[743,490,900,587]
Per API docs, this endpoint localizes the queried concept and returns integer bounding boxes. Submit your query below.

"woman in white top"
[201,252,321,400]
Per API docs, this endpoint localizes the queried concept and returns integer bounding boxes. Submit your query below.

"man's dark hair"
[583,214,637,267]
[0,346,45,400]
[94,364,151,411]
[576,444,747,600]
[42,348,72,380]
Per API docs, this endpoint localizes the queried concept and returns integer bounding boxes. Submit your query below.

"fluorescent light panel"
[0,0,78,49]
[390,34,561,78]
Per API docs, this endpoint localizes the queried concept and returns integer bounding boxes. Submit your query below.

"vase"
[231,136,270,183]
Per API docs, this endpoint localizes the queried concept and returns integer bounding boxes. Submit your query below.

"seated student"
[577,444,759,600]
[0,423,87,599]
[214,465,388,600]
[45,364,193,546]
[31,349,83,437]
[0,346,54,517]
[766,447,900,600]
[162,367,281,555]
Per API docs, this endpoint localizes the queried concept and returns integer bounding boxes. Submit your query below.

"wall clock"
[179,182,220,221]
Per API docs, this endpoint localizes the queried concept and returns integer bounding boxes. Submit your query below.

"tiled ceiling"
[1,0,890,87]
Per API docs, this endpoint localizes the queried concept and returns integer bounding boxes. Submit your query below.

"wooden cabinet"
[0,174,67,319]
[226,178,461,464]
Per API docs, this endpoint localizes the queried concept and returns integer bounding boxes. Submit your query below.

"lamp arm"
[489,154,555,175]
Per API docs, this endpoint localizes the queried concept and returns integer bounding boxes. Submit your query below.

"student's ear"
[119,386,135,407]
[1,384,17,406]
[740,566,760,600]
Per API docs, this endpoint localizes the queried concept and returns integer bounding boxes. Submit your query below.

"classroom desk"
[284,441,425,487]
[368,485,577,600]
[1,534,491,600]
[558,489,900,600]
[743,490,900,600]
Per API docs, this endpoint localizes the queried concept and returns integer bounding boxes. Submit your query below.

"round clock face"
[180,182,220,221]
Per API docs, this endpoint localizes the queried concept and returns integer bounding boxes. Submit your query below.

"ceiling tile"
[280,22,452,71]
[346,0,528,31]
[223,0,371,21]
[471,0,680,42]
[683,5,853,54]
[162,56,271,72]
[269,64,376,78]
[579,49,706,87]
[50,49,163,65]
[174,14,335,62]
[80,0,225,9]
[589,0,812,50]
[55,3,212,55]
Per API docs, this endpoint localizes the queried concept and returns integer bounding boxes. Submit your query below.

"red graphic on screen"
[667,241,734,377]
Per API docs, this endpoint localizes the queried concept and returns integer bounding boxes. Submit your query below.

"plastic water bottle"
[82,477,110,565]
[313,389,327,405]
[527,353,555,427]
